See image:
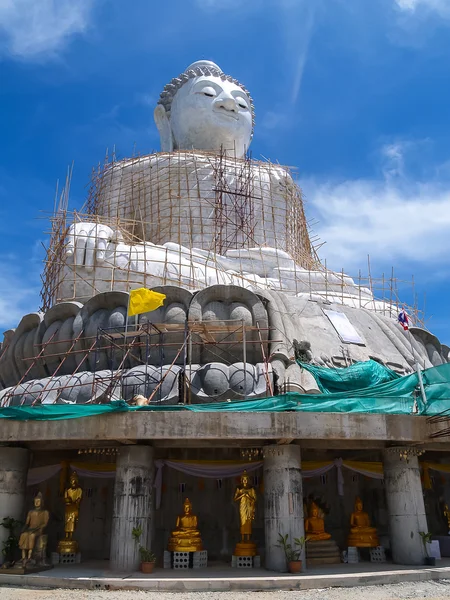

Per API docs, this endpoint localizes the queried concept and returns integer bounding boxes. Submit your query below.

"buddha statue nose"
[215,95,238,113]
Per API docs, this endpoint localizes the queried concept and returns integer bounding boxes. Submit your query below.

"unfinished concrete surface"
[1,560,450,592]
[383,447,428,565]
[0,447,29,554]
[264,444,304,572]
[0,412,436,447]
[109,446,154,571]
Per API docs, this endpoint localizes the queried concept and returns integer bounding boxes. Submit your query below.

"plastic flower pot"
[288,560,302,574]
[141,561,155,574]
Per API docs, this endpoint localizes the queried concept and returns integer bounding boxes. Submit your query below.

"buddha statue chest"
[93,150,308,263]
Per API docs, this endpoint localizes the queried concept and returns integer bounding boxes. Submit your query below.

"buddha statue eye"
[236,99,248,110]
[200,86,216,98]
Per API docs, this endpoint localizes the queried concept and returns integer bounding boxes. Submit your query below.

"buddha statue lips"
[304,501,331,541]
[168,498,203,552]
[347,497,379,548]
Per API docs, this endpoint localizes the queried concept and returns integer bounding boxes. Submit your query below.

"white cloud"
[0,259,41,331]
[304,141,450,273]
[0,0,94,59]
[395,0,450,16]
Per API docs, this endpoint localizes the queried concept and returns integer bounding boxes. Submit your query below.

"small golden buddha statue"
[168,498,203,552]
[233,470,258,556]
[18,492,50,567]
[305,501,331,541]
[347,496,379,548]
[58,471,83,554]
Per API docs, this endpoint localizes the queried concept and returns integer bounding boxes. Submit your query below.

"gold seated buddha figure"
[168,498,203,552]
[305,501,331,541]
[347,497,379,548]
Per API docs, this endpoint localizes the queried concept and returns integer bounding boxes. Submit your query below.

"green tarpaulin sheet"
[1,362,450,420]
[297,359,401,394]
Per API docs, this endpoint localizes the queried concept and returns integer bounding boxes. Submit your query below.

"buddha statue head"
[240,470,251,488]
[310,501,319,518]
[155,60,255,158]
[183,498,193,515]
[355,497,363,512]
[69,471,79,488]
[34,492,44,509]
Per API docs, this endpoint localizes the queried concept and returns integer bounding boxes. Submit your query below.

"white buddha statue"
[59,60,365,306]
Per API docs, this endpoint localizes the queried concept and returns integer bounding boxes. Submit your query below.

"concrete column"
[264,444,304,571]
[110,446,154,572]
[0,447,29,565]
[383,447,428,565]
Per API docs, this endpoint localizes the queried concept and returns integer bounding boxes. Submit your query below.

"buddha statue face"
[183,499,192,515]
[311,505,319,518]
[155,60,254,159]
[355,498,363,512]
[70,472,79,488]
[34,494,42,509]
[241,473,250,488]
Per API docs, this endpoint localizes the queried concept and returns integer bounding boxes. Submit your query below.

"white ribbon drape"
[303,459,345,495]
[26,458,385,501]
[69,464,116,479]
[26,463,116,486]
[154,460,263,509]
[27,464,62,486]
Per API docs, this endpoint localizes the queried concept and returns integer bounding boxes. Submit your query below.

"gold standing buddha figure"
[168,498,203,552]
[347,496,379,548]
[18,492,50,566]
[58,471,83,554]
[443,503,450,533]
[233,470,257,557]
[304,501,331,541]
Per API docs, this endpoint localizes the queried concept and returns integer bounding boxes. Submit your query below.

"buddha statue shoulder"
[168,498,203,552]
[304,501,331,541]
[60,60,311,304]
[347,496,379,548]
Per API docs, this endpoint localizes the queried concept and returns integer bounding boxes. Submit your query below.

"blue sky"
[1,0,450,340]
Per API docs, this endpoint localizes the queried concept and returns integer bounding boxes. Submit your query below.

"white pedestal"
[370,546,386,563]
[232,555,261,568]
[51,552,81,565]
[163,550,207,569]
[428,541,441,560]
[347,547,359,564]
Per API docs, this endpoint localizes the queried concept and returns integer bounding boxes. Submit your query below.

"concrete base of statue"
[306,540,341,566]
[233,541,257,557]
[51,551,81,565]
[232,554,261,568]
[0,562,53,575]
[347,532,379,548]
[163,550,207,569]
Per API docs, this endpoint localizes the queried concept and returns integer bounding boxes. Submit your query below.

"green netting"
[1,362,450,420]
[297,359,400,394]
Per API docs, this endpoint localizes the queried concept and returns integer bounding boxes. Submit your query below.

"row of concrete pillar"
[0,445,428,571]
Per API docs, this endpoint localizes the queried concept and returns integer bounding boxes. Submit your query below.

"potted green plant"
[419,531,435,566]
[0,517,22,568]
[132,526,156,574]
[276,532,307,574]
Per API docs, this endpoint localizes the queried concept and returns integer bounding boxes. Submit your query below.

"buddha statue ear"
[154,104,174,152]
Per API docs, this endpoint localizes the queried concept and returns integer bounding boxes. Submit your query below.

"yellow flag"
[128,288,166,317]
